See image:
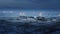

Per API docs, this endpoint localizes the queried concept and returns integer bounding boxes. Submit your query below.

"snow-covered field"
[0,16,60,34]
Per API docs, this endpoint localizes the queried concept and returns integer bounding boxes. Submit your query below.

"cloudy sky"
[0,0,60,9]
[0,0,60,17]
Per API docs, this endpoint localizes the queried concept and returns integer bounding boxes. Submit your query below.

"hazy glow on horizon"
[3,11,6,13]
[39,12,42,16]
[0,10,60,17]
[58,14,60,16]
[19,12,25,16]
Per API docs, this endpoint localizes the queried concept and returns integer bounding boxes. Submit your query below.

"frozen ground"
[0,16,60,34]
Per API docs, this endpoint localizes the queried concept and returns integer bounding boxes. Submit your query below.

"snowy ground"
[0,17,60,34]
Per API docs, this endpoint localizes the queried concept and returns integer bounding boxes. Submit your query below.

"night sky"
[0,0,60,17]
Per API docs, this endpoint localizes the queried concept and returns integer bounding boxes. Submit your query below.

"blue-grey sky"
[0,0,60,9]
[0,0,60,17]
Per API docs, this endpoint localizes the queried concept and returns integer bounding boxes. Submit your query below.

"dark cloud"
[0,0,60,9]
